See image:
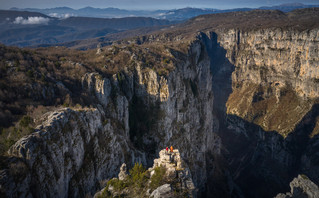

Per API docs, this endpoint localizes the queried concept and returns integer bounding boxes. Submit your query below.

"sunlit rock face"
[1,12,319,198]
[215,28,319,136]
[190,27,319,197]
[2,108,144,197]
[0,37,220,197]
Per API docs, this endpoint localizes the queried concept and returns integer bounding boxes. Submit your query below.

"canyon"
[0,8,319,198]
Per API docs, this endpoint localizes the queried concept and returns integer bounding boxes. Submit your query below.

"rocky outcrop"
[118,163,128,181]
[1,36,219,197]
[0,108,145,198]
[151,149,195,193]
[95,149,195,198]
[150,184,172,198]
[275,175,319,198]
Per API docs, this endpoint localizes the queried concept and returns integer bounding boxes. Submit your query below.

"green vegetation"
[98,162,190,198]
[107,178,128,191]
[129,162,148,188]
[99,162,149,198]
[0,116,35,155]
[150,166,167,190]
[300,174,309,180]
[19,116,33,128]
[163,58,170,65]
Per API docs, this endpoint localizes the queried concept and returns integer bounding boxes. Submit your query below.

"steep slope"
[0,37,221,197]
[0,8,319,198]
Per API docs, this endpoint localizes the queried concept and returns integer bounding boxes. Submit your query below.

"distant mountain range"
[0,3,318,47]
[0,10,173,47]
[9,3,319,20]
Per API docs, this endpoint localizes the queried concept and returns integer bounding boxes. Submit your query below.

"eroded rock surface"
[275,175,319,198]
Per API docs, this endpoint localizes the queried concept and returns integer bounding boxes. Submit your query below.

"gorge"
[0,8,319,198]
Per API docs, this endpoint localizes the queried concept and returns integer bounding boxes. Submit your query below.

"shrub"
[98,189,112,198]
[26,70,34,78]
[129,162,147,188]
[107,178,127,191]
[19,116,33,128]
[150,166,166,190]
[163,58,170,65]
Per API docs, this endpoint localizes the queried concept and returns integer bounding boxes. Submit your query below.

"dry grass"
[227,82,314,137]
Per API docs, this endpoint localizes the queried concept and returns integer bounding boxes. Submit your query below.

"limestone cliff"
[218,28,319,136]
[200,27,319,197]
[0,37,219,197]
[1,9,319,198]
[81,38,220,193]
[0,108,145,197]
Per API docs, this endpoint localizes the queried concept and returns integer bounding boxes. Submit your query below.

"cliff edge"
[94,149,196,198]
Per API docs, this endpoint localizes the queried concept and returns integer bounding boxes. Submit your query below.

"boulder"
[118,163,128,181]
[150,184,172,198]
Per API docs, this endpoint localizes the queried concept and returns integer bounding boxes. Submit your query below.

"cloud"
[13,16,50,25]
[48,13,74,18]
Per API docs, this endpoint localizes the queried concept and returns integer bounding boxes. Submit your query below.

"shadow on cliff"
[200,31,238,197]
[200,31,319,198]
[221,103,319,198]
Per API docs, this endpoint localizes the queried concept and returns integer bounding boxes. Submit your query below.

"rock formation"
[0,8,319,198]
[0,108,145,197]
[275,175,319,198]
[151,149,195,192]
[118,163,128,181]
[94,149,195,198]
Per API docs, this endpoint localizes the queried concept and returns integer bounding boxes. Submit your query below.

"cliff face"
[206,27,319,197]
[1,108,146,197]
[218,28,319,136]
[80,38,220,192]
[1,10,319,198]
[0,38,220,197]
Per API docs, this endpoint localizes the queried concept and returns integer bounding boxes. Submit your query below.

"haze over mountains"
[0,10,173,47]
[0,3,318,48]
[9,3,319,20]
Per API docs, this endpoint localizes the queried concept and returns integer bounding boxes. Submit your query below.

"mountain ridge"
[0,10,174,47]
[8,3,319,20]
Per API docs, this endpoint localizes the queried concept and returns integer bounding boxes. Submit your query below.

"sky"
[0,0,318,10]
